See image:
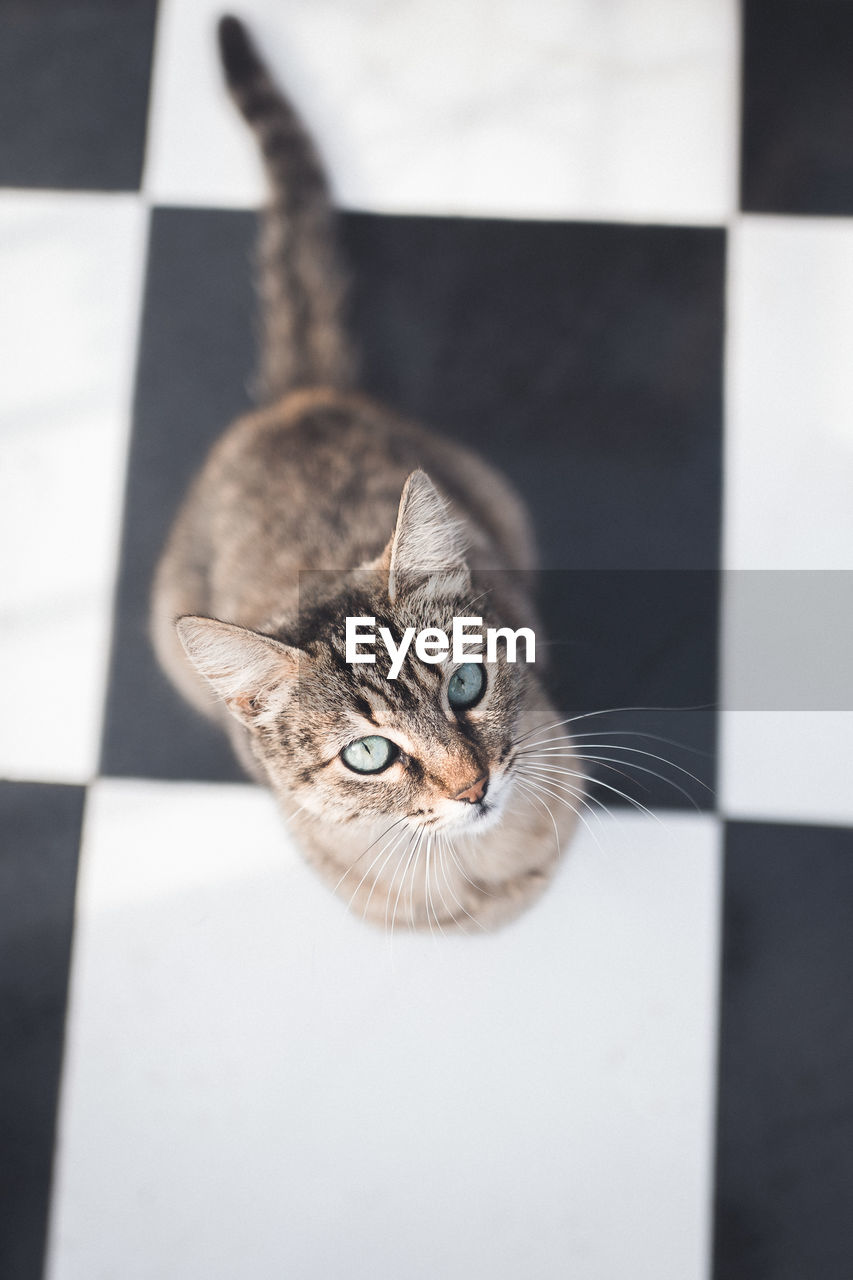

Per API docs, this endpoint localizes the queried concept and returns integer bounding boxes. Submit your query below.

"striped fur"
[218,15,355,399]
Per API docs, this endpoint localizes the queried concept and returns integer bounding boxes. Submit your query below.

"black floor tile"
[104,208,722,791]
[343,215,725,573]
[0,0,157,191]
[530,571,718,810]
[714,821,853,1279]
[344,215,724,805]
[100,207,256,783]
[741,0,853,214]
[0,781,86,1280]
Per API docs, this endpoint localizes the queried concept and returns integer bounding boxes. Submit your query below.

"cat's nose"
[454,774,489,805]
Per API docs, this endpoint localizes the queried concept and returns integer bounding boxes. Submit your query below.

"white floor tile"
[48,779,720,1280]
[144,0,738,224]
[724,216,853,570]
[719,711,853,827]
[0,193,147,782]
[721,218,853,822]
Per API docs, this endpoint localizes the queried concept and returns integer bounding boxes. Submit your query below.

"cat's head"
[177,472,528,835]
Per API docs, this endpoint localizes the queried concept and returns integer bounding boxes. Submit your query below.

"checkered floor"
[1,2,852,1277]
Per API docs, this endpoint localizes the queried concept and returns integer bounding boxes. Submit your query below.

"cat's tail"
[217,15,356,401]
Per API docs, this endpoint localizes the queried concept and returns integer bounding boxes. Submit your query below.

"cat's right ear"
[374,470,471,602]
[176,616,303,726]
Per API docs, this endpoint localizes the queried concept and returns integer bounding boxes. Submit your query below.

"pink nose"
[455,774,489,805]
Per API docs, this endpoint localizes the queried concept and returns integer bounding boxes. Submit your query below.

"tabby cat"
[150,15,578,931]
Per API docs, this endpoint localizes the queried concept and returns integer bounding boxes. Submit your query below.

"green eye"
[341,735,398,774]
[448,662,485,710]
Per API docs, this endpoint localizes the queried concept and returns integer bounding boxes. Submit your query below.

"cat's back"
[156,387,535,629]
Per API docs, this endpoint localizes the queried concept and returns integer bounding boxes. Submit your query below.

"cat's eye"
[447,662,486,710]
[341,735,398,774]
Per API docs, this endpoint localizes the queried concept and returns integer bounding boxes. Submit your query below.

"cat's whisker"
[432,837,445,935]
[520,747,644,792]
[550,775,614,831]
[284,800,311,824]
[517,737,712,794]
[517,761,666,827]
[518,764,618,832]
[426,834,445,939]
[410,830,429,934]
[442,831,496,898]
[421,833,435,938]
[517,747,701,814]
[512,703,716,751]
[385,828,418,937]
[459,588,492,614]
[431,833,453,928]
[513,777,564,862]
[422,834,432,937]
[435,834,455,926]
[512,719,577,749]
[570,752,703,811]
[521,764,681,845]
[411,828,430,934]
[351,823,411,919]
[514,769,606,856]
[364,825,416,923]
[435,834,469,934]
[391,828,419,937]
[517,766,608,833]
[333,815,407,894]
[567,728,713,759]
[515,773,591,852]
[390,828,424,944]
[516,764,598,827]
[441,835,485,931]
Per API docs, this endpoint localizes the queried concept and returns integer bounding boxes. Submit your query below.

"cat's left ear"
[176,616,303,726]
[375,470,471,602]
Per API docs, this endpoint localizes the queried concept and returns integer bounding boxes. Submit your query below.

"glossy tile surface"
[715,820,853,1278]
[0,782,85,1280]
[741,0,853,215]
[0,193,146,782]
[0,0,157,190]
[49,783,721,1280]
[145,0,738,222]
[0,5,850,1277]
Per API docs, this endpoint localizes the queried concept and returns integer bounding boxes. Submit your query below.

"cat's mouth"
[420,773,512,834]
[413,805,498,835]
[451,795,505,834]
